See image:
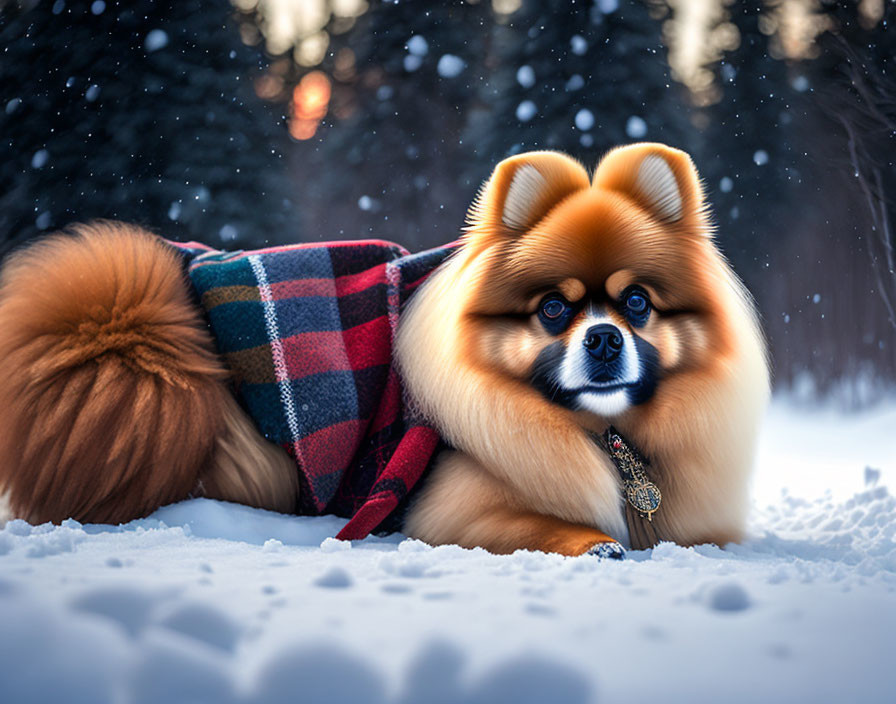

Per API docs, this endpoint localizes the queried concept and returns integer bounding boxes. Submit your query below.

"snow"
[219,224,238,242]
[721,63,737,83]
[144,29,169,53]
[753,149,770,166]
[574,109,594,131]
[565,74,585,92]
[570,35,588,56]
[516,65,535,89]
[1,398,895,703]
[406,36,428,57]
[35,211,52,230]
[515,100,536,122]
[625,115,648,139]
[85,84,101,102]
[720,176,734,192]
[792,75,810,93]
[436,55,465,79]
[31,149,49,168]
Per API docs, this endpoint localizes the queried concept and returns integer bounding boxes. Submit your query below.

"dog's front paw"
[586,541,626,560]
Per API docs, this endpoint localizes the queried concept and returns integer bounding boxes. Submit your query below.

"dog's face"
[455,143,744,426]
[528,280,662,417]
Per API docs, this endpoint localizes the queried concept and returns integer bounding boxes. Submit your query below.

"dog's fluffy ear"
[466,151,591,237]
[593,143,705,225]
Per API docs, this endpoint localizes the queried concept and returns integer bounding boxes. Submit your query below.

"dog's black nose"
[583,324,624,362]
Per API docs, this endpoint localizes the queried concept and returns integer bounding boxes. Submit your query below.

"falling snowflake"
[516,65,535,89]
[792,76,809,92]
[575,109,594,131]
[516,100,536,122]
[144,29,168,53]
[36,211,52,229]
[31,150,49,169]
[626,116,647,139]
[406,36,428,57]
[565,75,585,91]
[437,55,465,78]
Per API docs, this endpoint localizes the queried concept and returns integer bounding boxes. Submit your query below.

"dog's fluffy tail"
[0,222,245,524]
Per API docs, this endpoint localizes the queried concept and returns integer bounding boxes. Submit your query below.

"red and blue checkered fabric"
[170,239,457,540]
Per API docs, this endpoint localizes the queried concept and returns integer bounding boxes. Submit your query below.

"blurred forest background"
[1,0,894,405]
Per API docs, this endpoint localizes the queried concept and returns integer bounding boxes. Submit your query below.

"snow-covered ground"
[1,398,895,704]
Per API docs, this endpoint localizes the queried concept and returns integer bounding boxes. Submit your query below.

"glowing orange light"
[289,119,320,141]
[289,71,331,140]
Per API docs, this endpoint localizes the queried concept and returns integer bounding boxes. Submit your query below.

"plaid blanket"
[170,238,457,540]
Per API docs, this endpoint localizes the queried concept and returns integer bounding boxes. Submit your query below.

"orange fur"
[403,450,620,556]
[0,222,296,525]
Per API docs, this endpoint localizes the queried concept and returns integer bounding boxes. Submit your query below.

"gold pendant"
[598,427,662,521]
[626,479,662,521]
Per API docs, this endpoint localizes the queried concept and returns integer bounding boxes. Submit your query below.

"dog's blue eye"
[542,299,566,319]
[622,287,651,326]
[626,292,647,314]
[538,295,573,333]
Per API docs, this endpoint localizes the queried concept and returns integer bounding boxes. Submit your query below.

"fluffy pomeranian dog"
[0,143,768,557]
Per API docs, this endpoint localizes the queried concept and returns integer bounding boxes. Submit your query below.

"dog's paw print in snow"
[70,586,164,638]
[705,581,752,613]
[313,566,354,589]
[154,601,242,652]
[250,642,387,704]
[130,628,240,704]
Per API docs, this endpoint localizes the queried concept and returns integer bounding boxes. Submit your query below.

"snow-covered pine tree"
[696,0,800,286]
[296,0,691,252]
[461,0,695,185]
[296,0,491,251]
[0,0,297,252]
